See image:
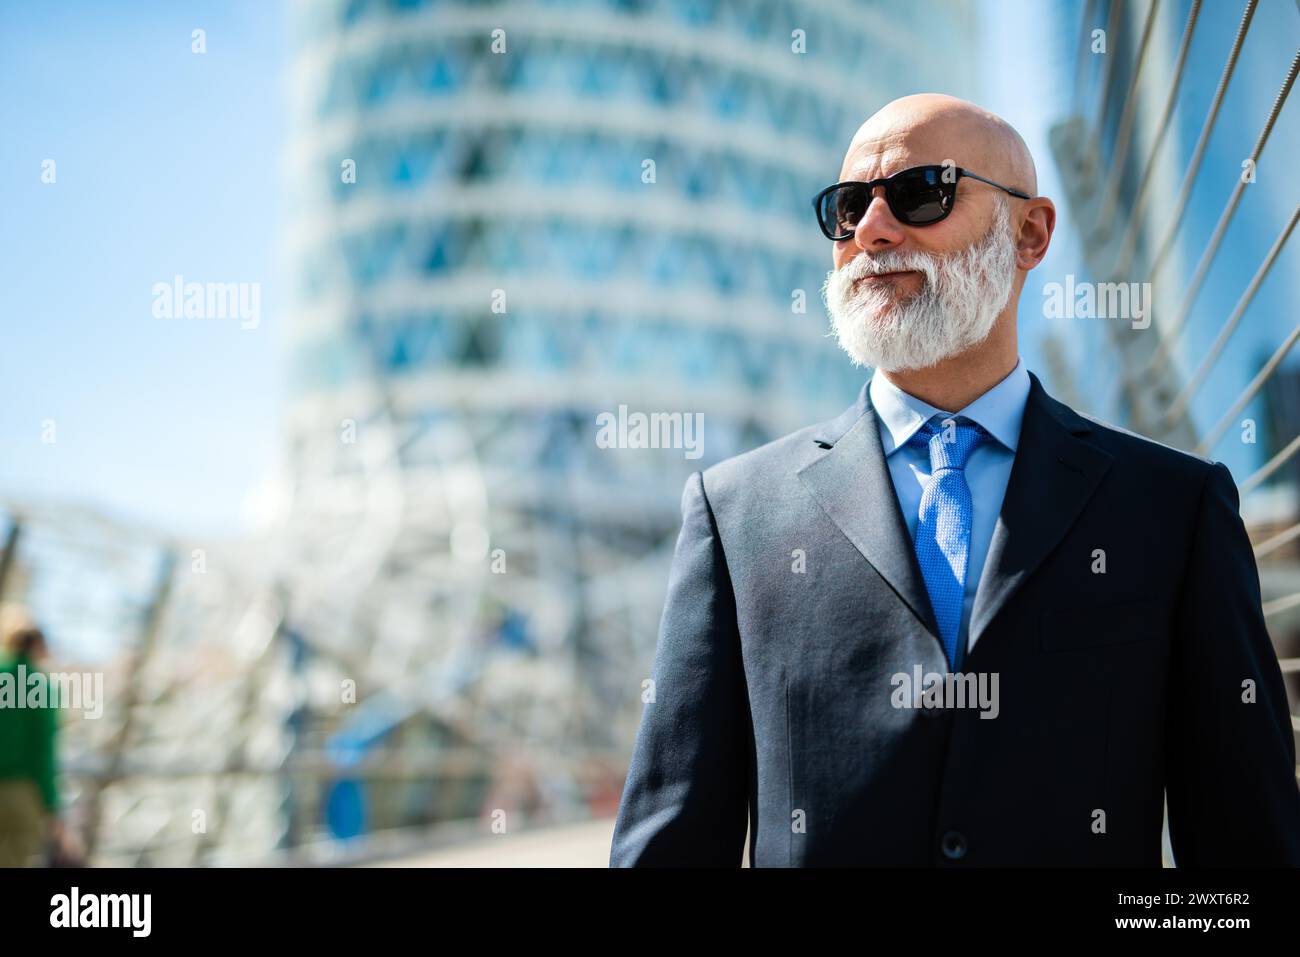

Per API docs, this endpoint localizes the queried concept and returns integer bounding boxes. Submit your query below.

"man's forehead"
[839,134,954,182]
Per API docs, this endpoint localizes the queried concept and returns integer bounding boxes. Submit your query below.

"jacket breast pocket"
[1041,598,1163,652]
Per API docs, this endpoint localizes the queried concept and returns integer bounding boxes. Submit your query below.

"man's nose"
[852,187,906,250]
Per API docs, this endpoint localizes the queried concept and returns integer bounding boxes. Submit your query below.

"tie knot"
[910,415,987,472]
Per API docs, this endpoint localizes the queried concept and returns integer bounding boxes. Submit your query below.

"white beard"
[820,197,1018,372]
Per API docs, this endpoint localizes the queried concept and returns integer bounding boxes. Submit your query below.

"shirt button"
[941,830,967,859]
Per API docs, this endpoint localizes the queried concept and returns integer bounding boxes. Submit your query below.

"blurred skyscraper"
[275,0,980,829]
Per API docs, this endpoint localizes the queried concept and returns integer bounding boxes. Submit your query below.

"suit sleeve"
[1166,461,1300,865]
[608,470,750,866]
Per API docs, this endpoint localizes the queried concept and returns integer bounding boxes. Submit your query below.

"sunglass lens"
[819,184,868,238]
[890,167,953,224]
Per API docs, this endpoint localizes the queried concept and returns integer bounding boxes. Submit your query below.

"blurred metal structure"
[0,504,297,865]
[1047,0,1300,866]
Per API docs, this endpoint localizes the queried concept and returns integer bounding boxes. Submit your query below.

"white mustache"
[845,246,941,277]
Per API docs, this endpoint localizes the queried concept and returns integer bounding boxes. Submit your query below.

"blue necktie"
[909,415,987,669]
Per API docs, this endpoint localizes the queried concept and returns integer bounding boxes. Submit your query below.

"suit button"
[941,830,967,859]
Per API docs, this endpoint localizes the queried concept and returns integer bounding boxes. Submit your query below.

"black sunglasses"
[811,164,1030,240]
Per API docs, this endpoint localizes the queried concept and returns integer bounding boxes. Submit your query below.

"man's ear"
[1015,197,1055,271]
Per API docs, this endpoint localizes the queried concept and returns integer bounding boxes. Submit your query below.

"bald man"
[609,95,1300,866]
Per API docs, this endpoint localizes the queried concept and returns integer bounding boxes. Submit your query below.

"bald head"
[841,94,1037,196]
[821,95,1057,396]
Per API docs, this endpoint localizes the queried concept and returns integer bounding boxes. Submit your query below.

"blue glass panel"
[422,52,464,94]
[669,0,719,27]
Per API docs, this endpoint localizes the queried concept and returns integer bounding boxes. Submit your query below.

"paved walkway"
[375,817,618,867]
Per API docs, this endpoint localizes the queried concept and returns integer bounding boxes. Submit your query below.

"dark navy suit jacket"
[609,371,1300,866]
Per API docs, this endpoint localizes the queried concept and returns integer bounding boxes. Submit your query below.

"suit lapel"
[797,384,941,639]
[797,371,1113,654]
[967,372,1113,651]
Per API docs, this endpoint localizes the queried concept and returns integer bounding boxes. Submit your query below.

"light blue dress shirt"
[869,357,1031,657]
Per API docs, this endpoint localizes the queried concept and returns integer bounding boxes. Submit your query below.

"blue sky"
[0,0,286,539]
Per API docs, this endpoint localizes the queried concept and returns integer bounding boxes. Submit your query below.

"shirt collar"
[869,356,1031,456]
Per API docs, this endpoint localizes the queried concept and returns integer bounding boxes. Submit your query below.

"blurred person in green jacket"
[0,619,64,866]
